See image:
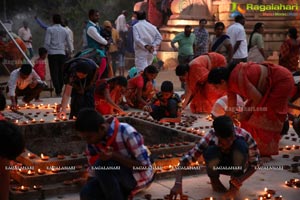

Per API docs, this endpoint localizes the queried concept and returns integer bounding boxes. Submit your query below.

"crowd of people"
[0,8,300,200]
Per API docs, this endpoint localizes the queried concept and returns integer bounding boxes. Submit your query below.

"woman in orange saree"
[125,65,159,109]
[175,52,227,113]
[94,76,127,115]
[208,62,294,156]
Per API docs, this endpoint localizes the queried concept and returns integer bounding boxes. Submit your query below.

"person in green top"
[171,25,196,65]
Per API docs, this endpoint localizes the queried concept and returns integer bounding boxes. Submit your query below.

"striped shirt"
[180,126,260,167]
[86,118,154,193]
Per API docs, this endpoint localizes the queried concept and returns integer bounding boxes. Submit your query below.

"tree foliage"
[1,0,141,52]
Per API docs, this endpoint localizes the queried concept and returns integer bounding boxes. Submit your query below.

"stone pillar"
[217,0,233,27]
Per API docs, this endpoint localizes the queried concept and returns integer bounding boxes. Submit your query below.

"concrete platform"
[1,69,299,200]
[2,96,298,200]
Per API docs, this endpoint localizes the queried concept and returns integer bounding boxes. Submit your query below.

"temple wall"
[149,0,300,69]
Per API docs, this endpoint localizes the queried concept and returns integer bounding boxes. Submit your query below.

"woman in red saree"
[175,52,227,113]
[125,65,159,109]
[208,62,294,156]
[94,76,127,115]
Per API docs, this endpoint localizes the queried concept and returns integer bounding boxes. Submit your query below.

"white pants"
[135,53,154,72]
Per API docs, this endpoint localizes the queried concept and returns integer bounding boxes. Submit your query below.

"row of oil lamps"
[27,152,82,161]
[7,103,69,110]
[11,178,82,192]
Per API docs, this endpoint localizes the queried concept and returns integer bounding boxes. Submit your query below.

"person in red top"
[125,65,159,109]
[33,47,48,81]
[208,62,294,157]
[279,27,300,73]
[175,52,227,113]
[94,76,127,115]
[33,47,48,102]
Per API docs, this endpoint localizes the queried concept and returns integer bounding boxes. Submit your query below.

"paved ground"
[2,96,299,200]
[1,67,300,200]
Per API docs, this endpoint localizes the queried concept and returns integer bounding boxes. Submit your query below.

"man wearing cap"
[169,116,260,199]
[8,64,44,109]
[194,18,209,57]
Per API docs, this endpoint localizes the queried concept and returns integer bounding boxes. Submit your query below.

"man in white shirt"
[8,64,44,109]
[226,15,248,63]
[18,21,33,59]
[115,10,128,33]
[115,10,128,75]
[44,14,73,97]
[133,11,162,72]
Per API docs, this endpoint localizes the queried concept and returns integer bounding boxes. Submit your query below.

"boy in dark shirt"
[144,81,182,123]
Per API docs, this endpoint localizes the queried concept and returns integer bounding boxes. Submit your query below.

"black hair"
[38,47,47,57]
[199,18,207,24]
[207,62,238,84]
[142,65,158,90]
[20,64,32,75]
[288,27,298,39]
[0,120,25,160]
[248,22,264,51]
[0,91,6,111]
[207,67,229,84]
[214,22,225,30]
[161,81,173,92]
[108,76,128,88]
[144,65,159,74]
[213,115,235,138]
[76,62,90,74]
[234,14,245,22]
[184,25,192,30]
[137,11,147,20]
[75,108,105,132]
[53,14,62,24]
[89,9,99,18]
[175,64,189,76]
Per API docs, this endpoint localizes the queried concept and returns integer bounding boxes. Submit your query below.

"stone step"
[166,16,299,27]
[10,168,86,186]
[10,183,82,200]
[17,150,87,170]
